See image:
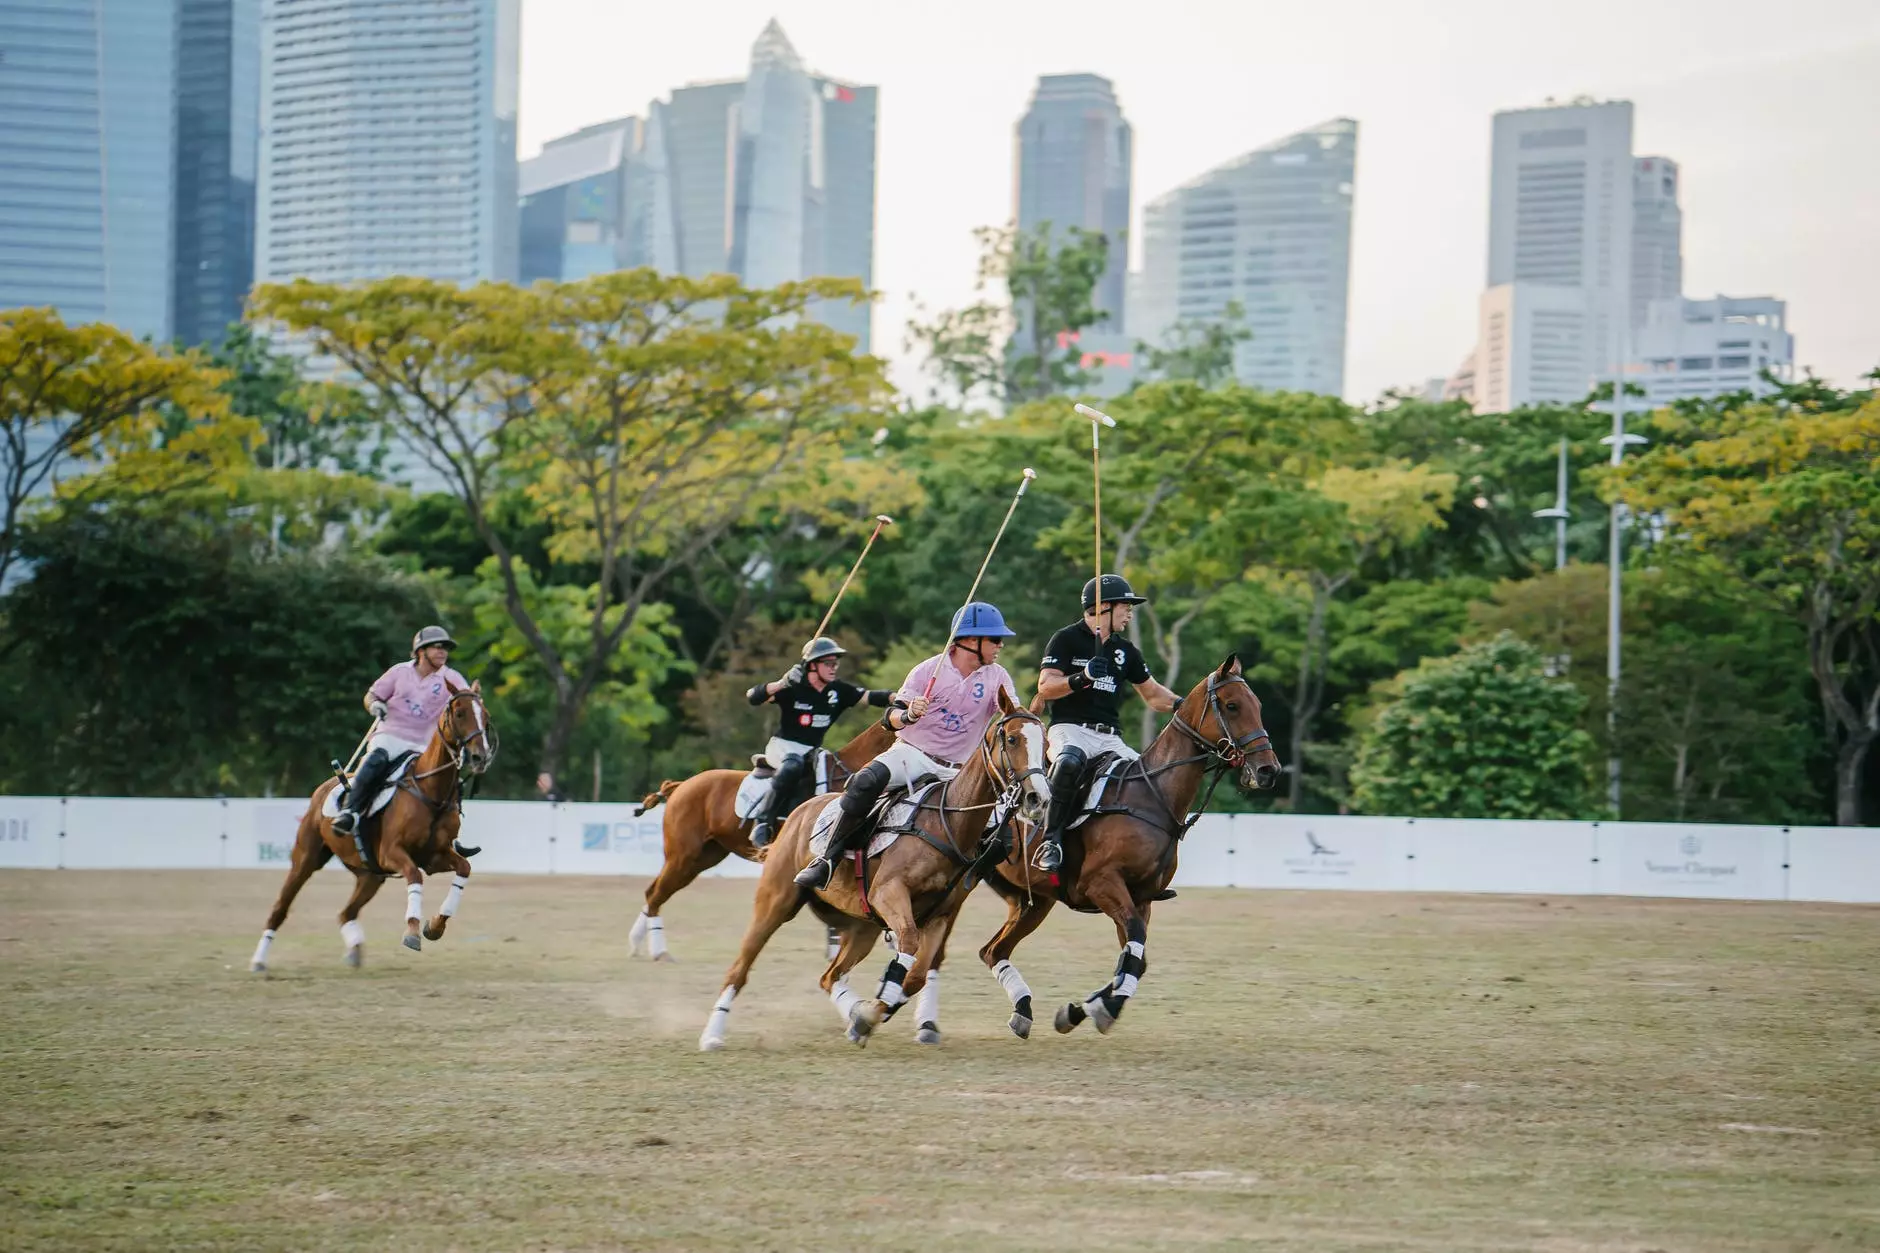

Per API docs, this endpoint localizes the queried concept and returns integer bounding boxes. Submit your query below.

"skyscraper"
[172,0,260,346]
[255,0,520,288]
[1131,119,1357,397]
[0,0,181,341]
[1474,98,1634,409]
[519,118,644,284]
[625,22,877,350]
[1631,156,1682,331]
[1014,73,1132,328]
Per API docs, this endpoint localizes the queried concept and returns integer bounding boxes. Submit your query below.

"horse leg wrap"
[405,882,424,923]
[250,930,275,969]
[647,916,668,959]
[440,875,468,918]
[1111,937,1146,1001]
[699,986,736,1051]
[340,919,365,950]
[993,958,1035,1032]
[629,910,650,954]
[826,925,842,962]
[875,951,917,1013]
[830,978,862,1023]
[914,970,940,1030]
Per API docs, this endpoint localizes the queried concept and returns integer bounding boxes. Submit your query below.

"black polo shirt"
[1039,621,1153,728]
[745,679,890,748]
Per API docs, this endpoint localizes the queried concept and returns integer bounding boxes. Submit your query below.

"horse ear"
[445,677,464,694]
[1217,653,1243,677]
[998,685,1018,714]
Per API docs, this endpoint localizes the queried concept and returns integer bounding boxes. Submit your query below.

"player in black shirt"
[744,636,893,847]
[1032,574,1182,872]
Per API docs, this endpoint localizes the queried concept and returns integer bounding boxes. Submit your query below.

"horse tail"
[640,779,683,812]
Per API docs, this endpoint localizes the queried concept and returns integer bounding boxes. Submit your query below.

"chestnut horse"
[698,690,1050,1052]
[249,684,497,971]
[628,718,895,961]
[974,656,1280,1037]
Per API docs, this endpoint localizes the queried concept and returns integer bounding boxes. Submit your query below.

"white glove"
[369,700,389,720]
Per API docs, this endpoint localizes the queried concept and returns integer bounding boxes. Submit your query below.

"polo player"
[1032,574,1181,873]
[793,602,1021,890]
[333,626,476,866]
[744,636,893,848]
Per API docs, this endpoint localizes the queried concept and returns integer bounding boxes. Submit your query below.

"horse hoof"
[1054,1003,1081,1034]
[422,924,443,942]
[699,1035,726,1053]
[403,934,421,952]
[916,1022,942,1046]
[1089,1001,1118,1035]
[847,1004,880,1046]
[652,952,675,964]
[345,946,363,968]
[249,960,266,974]
[846,1019,870,1047]
[1009,1012,1032,1040]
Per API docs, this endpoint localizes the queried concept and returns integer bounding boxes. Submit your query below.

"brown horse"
[248,684,497,971]
[974,655,1281,1037]
[628,718,895,961]
[698,690,1050,1052]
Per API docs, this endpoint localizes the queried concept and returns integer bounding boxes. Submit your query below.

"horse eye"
[1226,702,1240,713]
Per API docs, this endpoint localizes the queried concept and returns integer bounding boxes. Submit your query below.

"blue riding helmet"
[949,601,1017,640]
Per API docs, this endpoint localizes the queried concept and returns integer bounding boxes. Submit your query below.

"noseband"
[1168,673,1271,770]
[438,690,497,776]
[980,709,1048,802]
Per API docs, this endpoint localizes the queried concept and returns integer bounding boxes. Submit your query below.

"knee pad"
[774,753,806,783]
[1050,745,1087,784]
[842,761,892,812]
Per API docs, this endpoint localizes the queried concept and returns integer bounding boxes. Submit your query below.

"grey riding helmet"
[411,625,457,656]
[801,637,848,664]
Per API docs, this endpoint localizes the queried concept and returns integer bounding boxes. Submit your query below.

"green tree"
[1616,385,1880,824]
[253,271,890,782]
[1,308,238,586]
[907,223,1113,408]
[1350,633,1598,819]
[1133,301,1252,388]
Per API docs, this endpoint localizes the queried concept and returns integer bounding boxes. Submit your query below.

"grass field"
[2,869,1877,1252]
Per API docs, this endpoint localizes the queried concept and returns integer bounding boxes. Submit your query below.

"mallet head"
[1074,403,1117,428]
[874,514,894,526]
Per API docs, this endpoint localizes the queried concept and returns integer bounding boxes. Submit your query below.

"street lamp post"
[1596,377,1649,817]
[1532,436,1570,571]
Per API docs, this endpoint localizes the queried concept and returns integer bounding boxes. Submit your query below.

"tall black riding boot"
[752,754,806,849]
[796,763,888,889]
[1034,747,1087,874]
[334,749,392,864]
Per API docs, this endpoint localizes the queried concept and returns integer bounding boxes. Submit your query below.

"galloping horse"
[975,656,1280,1037]
[249,683,497,971]
[629,718,895,961]
[698,689,1050,1051]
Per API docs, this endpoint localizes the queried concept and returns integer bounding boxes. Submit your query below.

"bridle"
[978,708,1049,813]
[414,689,497,781]
[1167,672,1271,771]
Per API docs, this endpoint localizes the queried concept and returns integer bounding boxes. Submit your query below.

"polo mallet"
[1074,403,1118,639]
[811,514,893,640]
[919,467,1037,700]
[332,718,381,793]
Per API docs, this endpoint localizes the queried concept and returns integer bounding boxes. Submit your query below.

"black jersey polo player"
[744,636,893,848]
[1031,574,1182,873]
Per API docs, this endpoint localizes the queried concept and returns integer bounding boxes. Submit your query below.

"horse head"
[986,685,1050,825]
[440,680,497,775]
[1177,655,1281,792]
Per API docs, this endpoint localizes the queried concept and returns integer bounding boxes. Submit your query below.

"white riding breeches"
[870,740,961,791]
[763,736,818,767]
[1047,722,1137,763]
[367,731,428,760]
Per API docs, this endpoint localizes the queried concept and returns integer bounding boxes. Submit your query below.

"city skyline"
[517,0,1879,402]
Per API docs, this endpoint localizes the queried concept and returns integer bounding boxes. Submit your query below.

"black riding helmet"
[1082,574,1148,611]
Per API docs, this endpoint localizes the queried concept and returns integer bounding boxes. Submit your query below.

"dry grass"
[1,869,1877,1252]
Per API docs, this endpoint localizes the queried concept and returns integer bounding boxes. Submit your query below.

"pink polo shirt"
[894,654,1018,765]
[367,661,470,745]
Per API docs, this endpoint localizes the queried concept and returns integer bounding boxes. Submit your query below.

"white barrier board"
[0,795,1872,904]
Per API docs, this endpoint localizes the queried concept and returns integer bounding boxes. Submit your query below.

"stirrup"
[1033,839,1063,873]
[794,856,834,889]
[751,820,776,849]
[332,810,359,835]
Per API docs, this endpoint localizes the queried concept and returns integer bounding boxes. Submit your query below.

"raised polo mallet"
[919,468,1037,700]
[1074,403,1118,637]
[811,514,893,640]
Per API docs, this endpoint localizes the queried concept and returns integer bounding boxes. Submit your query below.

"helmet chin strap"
[952,638,992,668]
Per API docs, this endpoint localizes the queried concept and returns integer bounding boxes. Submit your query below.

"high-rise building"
[519,118,643,284]
[173,0,260,346]
[616,22,877,349]
[1014,73,1132,328]
[256,0,520,288]
[1473,98,1635,410]
[1633,294,1793,404]
[1631,156,1682,331]
[1131,118,1357,397]
[0,0,182,341]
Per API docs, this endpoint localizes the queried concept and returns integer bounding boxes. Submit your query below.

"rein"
[1104,673,1270,841]
[400,690,498,821]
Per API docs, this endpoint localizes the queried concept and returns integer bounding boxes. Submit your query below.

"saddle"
[807,779,943,862]
[1064,751,1132,831]
[320,751,420,825]
[733,749,837,821]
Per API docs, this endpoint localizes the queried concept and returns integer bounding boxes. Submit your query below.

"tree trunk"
[1288,579,1335,810]
[1835,731,1874,826]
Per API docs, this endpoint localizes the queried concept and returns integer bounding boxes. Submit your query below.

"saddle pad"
[1067,752,1131,831]
[319,753,418,820]
[735,750,838,821]
[808,781,942,861]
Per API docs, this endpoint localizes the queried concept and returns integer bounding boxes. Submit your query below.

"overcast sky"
[517,0,1880,403]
